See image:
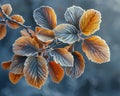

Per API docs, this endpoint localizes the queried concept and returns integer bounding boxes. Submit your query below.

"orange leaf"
[20,29,35,37]
[0,24,6,40]
[80,9,101,36]
[64,44,74,52]
[10,55,27,74]
[0,4,12,17]
[13,37,39,56]
[33,6,57,29]
[24,56,48,89]
[9,72,23,84]
[1,61,12,70]
[7,15,25,29]
[48,61,64,83]
[66,51,85,78]
[36,27,55,42]
[35,26,43,33]
[82,36,110,63]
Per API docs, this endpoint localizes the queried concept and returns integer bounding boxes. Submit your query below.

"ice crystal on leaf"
[1,4,110,89]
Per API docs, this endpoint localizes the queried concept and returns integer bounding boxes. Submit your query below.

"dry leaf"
[24,56,48,89]
[7,15,25,29]
[9,72,23,84]
[66,51,85,78]
[48,61,64,83]
[0,4,12,17]
[13,37,39,56]
[50,48,74,67]
[80,9,101,36]
[33,6,57,29]
[82,36,110,63]
[0,24,6,40]
[1,61,12,70]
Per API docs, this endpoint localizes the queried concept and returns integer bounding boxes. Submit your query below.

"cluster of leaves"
[1,4,110,89]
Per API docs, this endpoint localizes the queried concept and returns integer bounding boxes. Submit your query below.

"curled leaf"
[10,55,27,74]
[24,56,48,89]
[64,5,84,29]
[48,61,64,83]
[9,72,23,84]
[1,61,12,70]
[66,51,85,78]
[13,37,39,56]
[33,6,57,29]
[7,15,25,29]
[54,24,79,44]
[80,9,101,36]
[20,29,35,37]
[50,48,74,67]
[36,27,55,42]
[0,4,12,17]
[82,36,110,63]
[0,24,6,40]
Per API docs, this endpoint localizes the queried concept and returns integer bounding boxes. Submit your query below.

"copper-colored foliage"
[10,55,27,74]
[36,27,55,42]
[13,37,39,56]
[24,56,48,89]
[64,44,74,52]
[50,48,74,67]
[0,4,12,17]
[1,61,12,70]
[80,9,101,36]
[48,61,64,83]
[66,51,85,78]
[20,29,35,37]
[0,24,6,40]
[82,36,110,63]
[9,72,23,84]
[7,15,25,29]
[33,6,57,29]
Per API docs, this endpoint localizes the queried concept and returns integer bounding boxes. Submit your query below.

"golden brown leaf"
[9,72,23,84]
[7,15,25,29]
[48,61,64,83]
[36,27,55,42]
[82,36,110,63]
[13,37,40,56]
[1,61,12,70]
[24,56,48,89]
[0,24,6,40]
[64,44,74,52]
[80,9,101,36]
[66,51,85,78]
[0,4,12,17]
[20,29,35,37]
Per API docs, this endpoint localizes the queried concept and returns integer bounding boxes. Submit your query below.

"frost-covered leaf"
[0,24,6,40]
[48,61,64,83]
[9,72,23,84]
[82,36,110,63]
[36,27,55,42]
[7,15,25,29]
[10,55,27,74]
[54,24,79,44]
[66,51,85,78]
[50,48,74,67]
[0,4,12,17]
[33,6,57,29]
[13,37,39,56]
[64,5,84,29]
[80,9,101,36]
[1,60,12,70]
[24,56,48,89]
[20,29,35,37]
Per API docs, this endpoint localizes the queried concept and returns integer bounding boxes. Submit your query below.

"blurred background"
[0,0,120,96]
